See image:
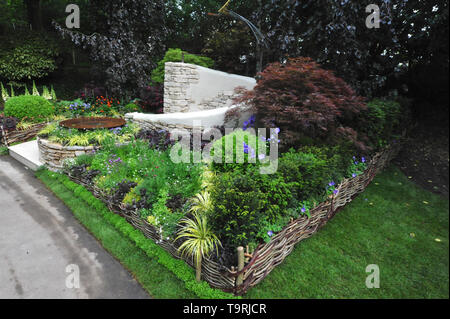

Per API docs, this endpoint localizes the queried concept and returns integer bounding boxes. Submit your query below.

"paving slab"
[8,140,42,171]
[0,155,150,299]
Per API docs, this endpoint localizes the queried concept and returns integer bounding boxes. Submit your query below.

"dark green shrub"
[4,95,54,122]
[0,33,59,81]
[209,165,292,248]
[278,145,350,202]
[360,98,409,148]
[151,48,215,84]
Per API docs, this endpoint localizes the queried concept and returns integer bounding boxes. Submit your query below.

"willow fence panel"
[0,123,46,146]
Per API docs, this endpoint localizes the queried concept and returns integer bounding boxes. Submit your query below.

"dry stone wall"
[38,137,96,170]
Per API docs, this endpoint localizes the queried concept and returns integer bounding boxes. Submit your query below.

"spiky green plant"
[24,84,30,96]
[38,122,58,136]
[9,84,14,98]
[1,83,9,101]
[50,85,57,100]
[32,81,40,96]
[42,86,51,100]
[189,191,213,215]
[176,213,222,282]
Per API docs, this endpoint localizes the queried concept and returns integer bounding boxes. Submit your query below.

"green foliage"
[176,213,222,282]
[32,80,40,96]
[4,95,54,122]
[209,164,292,247]
[123,103,141,113]
[278,145,351,202]
[1,82,9,101]
[0,146,9,156]
[42,85,51,100]
[360,98,409,148]
[151,48,215,84]
[0,34,59,81]
[210,128,261,173]
[38,122,138,147]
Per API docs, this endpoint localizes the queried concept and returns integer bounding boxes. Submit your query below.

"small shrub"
[358,98,409,148]
[151,48,215,84]
[209,165,292,248]
[4,95,54,122]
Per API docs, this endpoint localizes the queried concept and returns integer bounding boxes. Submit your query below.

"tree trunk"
[195,254,202,282]
[25,0,42,31]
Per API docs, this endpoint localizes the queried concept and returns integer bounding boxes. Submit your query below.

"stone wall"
[38,137,97,170]
[164,62,256,113]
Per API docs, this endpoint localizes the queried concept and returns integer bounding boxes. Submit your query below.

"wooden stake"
[236,246,244,286]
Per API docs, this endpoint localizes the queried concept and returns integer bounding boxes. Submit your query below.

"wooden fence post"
[236,246,244,286]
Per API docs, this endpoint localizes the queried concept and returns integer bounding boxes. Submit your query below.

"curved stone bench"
[125,105,252,132]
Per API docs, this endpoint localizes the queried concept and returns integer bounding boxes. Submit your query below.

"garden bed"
[62,140,402,295]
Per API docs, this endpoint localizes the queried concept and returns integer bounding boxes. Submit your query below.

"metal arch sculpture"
[209,0,269,48]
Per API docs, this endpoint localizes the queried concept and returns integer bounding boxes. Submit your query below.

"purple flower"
[260,135,267,142]
[329,181,335,187]
[258,154,266,160]
[361,157,366,163]
[301,206,306,213]
[243,142,249,154]
[333,189,339,195]
[352,173,357,178]
[354,161,359,165]
[249,115,256,123]
[267,231,274,237]
[275,127,280,134]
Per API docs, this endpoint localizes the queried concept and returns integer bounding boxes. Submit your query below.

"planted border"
[36,169,238,299]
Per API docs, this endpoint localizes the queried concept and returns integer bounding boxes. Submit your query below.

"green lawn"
[245,166,449,298]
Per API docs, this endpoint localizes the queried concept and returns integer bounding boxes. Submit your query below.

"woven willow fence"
[66,141,401,295]
[0,123,46,146]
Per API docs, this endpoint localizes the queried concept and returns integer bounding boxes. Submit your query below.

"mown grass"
[36,170,197,299]
[246,166,449,299]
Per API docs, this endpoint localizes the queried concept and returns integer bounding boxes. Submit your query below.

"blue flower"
[352,173,357,178]
[258,154,266,160]
[243,142,249,154]
[329,181,335,187]
[333,189,339,195]
[275,127,280,134]
[301,206,306,213]
[267,231,274,237]
[361,157,366,163]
